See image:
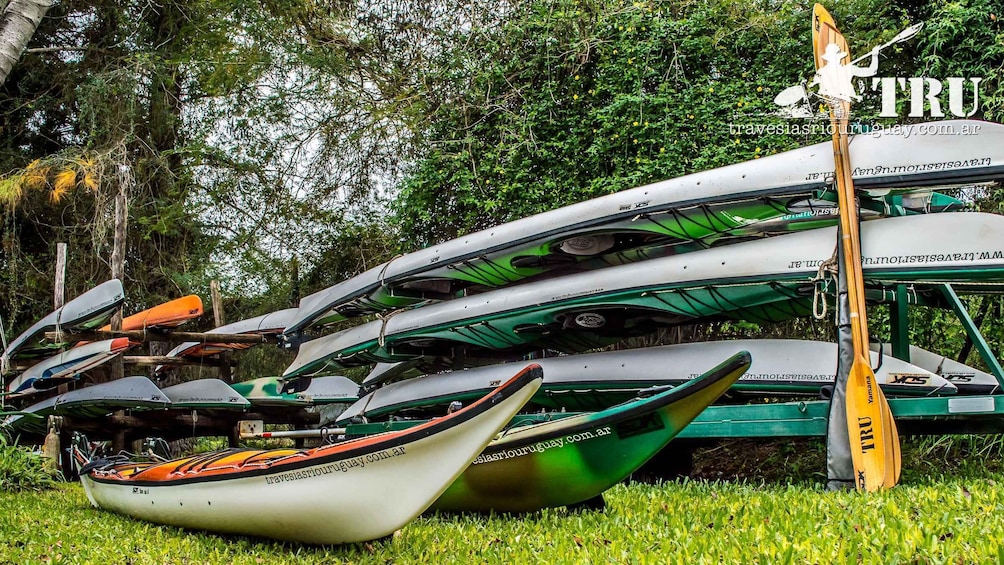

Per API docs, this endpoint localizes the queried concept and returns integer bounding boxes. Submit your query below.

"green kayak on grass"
[429,350,750,512]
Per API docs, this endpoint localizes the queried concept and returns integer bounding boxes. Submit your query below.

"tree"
[1,1,235,332]
[0,0,52,87]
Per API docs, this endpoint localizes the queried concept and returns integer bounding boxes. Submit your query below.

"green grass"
[3,436,1003,563]
[3,472,1004,564]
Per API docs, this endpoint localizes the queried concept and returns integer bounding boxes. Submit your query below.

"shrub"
[0,433,60,492]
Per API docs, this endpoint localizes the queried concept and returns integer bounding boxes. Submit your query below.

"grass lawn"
[3,437,1004,564]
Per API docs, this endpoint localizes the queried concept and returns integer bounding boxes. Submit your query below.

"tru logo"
[774,21,983,119]
[870,77,982,118]
[857,416,876,452]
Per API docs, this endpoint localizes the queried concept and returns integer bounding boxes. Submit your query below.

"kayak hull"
[7,338,132,396]
[871,343,1001,395]
[155,308,297,374]
[2,279,124,366]
[338,339,952,424]
[432,351,750,512]
[77,366,542,544]
[98,295,203,333]
[230,376,359,407]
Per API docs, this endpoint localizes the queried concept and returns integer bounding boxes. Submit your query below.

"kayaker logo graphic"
[774,22,982,120]
[812,43,879,104]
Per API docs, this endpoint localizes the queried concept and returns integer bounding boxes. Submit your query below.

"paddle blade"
[774,85,808,106]
[881,397,902,487]
[812,4,849,71]
[843,357,899,491]
[890,22,924,45]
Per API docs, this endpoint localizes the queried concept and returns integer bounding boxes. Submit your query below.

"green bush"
[0,434,60,493]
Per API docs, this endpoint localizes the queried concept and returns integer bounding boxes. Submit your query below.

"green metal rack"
[679,394,1004,438]
[677,283,1004,439]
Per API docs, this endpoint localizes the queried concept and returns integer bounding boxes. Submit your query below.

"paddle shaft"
[830,102,896,492]
[834,115,899,488]
[830,108,868,351]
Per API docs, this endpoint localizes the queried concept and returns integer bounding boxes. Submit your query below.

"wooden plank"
[121,355,229,367]
[290,256,300,307]
[210,280,225,327]
[108,185,128,383]
[54,242,69,395]
[45,329,277,345]
[210,280,231,382]
[110,185,127,331]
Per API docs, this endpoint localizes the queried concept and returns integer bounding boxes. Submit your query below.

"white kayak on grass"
[75,365,542,545]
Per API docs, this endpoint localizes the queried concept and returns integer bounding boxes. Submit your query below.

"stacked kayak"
[54,376,171,420]
[871,344,1001,396]
[337,339,953,423]
[6,338,133,397]
[3,376,169,436]
[91,294,203,336]
[283,119,1004,334]
[285,212,1004,374]
[161,379,253,410]
[230,375,359,407]
[1,279,124,369]
[159,308,297,364]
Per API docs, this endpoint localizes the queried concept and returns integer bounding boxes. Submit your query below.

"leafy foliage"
[0,433,59,493]
[393,0,851,244]
[0,0,225,332]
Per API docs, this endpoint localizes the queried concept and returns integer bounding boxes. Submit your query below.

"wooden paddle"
[812,3,901,491]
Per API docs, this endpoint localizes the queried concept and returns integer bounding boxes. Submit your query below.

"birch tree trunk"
[0,0,52,87]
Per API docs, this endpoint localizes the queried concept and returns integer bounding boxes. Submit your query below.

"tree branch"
[24,45,87,54]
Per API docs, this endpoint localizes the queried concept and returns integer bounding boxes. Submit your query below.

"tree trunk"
[0,0,52,87]
[53,242,66,309]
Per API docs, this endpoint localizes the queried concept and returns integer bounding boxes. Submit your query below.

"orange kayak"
[102,295,203,331]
